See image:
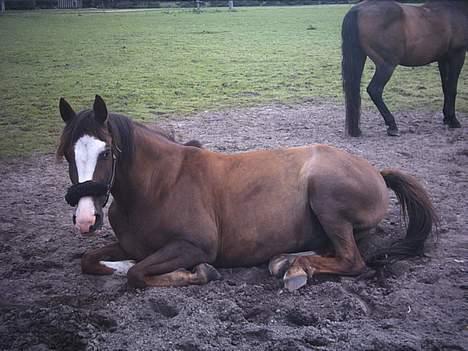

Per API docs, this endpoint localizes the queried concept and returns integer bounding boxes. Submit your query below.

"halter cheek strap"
[65,147,119,208]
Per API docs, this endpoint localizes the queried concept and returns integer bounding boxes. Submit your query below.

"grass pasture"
[0,6,467,157]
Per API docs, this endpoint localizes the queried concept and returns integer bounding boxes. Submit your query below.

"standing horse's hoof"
[347,128,362,137]
[387,128,400,136]
[446,119,461,128]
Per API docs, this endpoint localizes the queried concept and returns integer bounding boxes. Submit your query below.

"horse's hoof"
[283,266,308,292]
[195,263,222,282]
[448,120,461,128]
[387,128,400,136]
[269,255,291,278]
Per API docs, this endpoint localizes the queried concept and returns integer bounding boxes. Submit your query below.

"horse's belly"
[216,208,327,267]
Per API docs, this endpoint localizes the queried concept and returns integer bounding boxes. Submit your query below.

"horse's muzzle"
[90,212,103,232]
[74,212,103,235]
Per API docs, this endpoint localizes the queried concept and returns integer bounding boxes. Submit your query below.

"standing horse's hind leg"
[367,63,399,136]
[439,51,465,128]
[282,222,366,291]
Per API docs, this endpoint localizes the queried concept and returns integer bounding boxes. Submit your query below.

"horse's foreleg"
[439,51,464,128]
[126,240,220,288]
[367,63,399,136]
[142,263,221,287]
[81,242,132,275]
[280,222,366,291]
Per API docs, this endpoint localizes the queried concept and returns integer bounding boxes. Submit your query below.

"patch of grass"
[0,6,466,157]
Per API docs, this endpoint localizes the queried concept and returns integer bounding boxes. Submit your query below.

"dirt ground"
[0,101,467,351]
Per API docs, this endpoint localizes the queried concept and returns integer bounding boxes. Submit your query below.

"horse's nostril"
[89,213,102,232]
[72,215,76,225]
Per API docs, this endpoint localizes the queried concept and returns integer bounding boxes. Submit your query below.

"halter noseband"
[65,145,119,208]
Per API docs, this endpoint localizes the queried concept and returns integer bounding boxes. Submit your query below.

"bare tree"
[1,0,5,13]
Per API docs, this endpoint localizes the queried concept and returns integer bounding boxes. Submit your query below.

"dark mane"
[57,110,185,166]
[107,113,136,167]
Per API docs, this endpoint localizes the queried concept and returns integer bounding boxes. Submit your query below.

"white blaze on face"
[74,135,106,233]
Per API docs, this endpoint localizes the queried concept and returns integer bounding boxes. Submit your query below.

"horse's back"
[355,0,466,66]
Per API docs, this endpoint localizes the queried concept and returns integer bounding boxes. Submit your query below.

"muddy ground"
[0,101,467,351]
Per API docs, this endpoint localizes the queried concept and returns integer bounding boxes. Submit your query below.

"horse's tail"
[342,6,366,137]
[369,169,438,266]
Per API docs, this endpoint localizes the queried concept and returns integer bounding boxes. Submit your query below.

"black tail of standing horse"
[341,7,366,137]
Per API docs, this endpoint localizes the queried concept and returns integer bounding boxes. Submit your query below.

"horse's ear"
[59,98,76,124]
[93,95,108,124]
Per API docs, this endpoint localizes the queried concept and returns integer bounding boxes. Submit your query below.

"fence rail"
[57,0,82,8]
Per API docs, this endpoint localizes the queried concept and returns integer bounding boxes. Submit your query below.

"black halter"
[65,146,119,208]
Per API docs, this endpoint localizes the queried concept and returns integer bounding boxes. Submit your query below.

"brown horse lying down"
[57,96,437,291]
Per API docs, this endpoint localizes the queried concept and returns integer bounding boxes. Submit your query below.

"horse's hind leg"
[439,50,465,128]
[367,63,399,136]
[282,221,366,291]
[269,251,319,278]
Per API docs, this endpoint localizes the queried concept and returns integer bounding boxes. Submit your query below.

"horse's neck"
[112,126,184,206]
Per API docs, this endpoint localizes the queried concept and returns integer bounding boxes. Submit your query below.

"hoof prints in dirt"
[0,303,117,350]
[285,308,319,327]
[149,298,179,318]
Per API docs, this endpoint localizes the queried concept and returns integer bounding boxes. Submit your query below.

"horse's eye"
[100,150,111,160]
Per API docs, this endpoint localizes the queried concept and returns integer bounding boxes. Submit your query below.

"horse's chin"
[78,227,102,237]
[88,218,104,234]
[74,216,104,236]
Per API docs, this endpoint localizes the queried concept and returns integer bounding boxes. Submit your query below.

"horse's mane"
[107,113,136,166]
[57,110,198,166]
[108,115,202,165]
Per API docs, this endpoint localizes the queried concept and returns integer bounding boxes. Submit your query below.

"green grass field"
[0,6,467,157]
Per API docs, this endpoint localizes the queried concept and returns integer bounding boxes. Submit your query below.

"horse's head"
[58,95,117,235]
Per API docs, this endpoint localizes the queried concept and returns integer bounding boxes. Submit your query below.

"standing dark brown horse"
[58,96,437,291]
[342,0,468,136]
